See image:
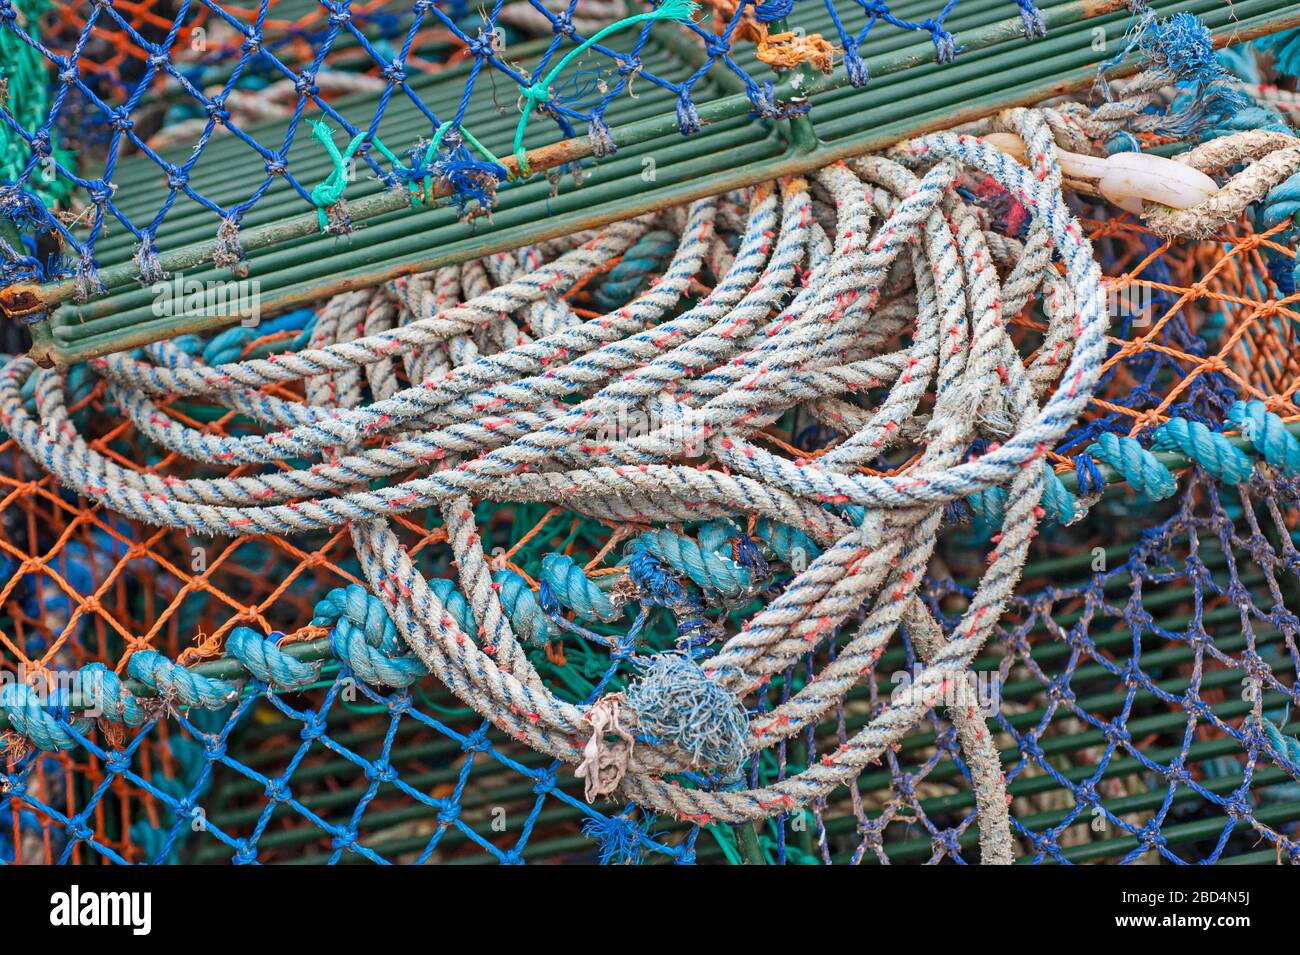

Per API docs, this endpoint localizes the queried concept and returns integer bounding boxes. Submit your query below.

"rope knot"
[627,653,749,770]
[676,90,702,134]
[467,28,496,58]
[521,81,552,109]
[313,584,426,687]
[843,46,869,86]
[921,19,957,64]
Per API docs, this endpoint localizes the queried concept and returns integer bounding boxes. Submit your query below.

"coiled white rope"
[0,107,1108,851]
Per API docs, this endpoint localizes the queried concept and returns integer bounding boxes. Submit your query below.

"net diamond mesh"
[1,202,1298,865]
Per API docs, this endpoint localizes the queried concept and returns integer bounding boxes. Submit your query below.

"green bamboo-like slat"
[19,0,1299,363]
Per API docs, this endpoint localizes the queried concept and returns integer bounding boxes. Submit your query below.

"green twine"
[307,119,502,231]
[308,121,390,230]
[511,0,700,176]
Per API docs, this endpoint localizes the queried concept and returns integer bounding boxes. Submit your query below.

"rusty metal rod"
[0,0,1136,321]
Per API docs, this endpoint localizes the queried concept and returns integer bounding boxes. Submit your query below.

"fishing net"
[2,156,1299,864]
[0,0,1055,294]
[2,2,1300,866]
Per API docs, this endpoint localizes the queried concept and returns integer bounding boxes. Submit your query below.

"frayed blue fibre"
[1105,11,1246,140]
[1141,12,1223,83]
[627,653,749,770]
[626,550,686,607]
[582,811,646,864]
[434,155,507,216]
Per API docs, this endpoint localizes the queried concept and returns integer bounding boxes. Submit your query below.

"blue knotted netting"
[1,202,1299,865]
[0,0,1046,289]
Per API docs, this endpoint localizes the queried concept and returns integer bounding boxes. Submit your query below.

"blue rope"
[0,684,87,752]
[79,663,145,727]
[494,567,555,646]
[429,576,479,636]
[1040,463,1078,526]
[1151,417,1254,484]
[593,229,678,311]
[626,528,753,599]
[1228,400,1300,476]
[753,517,822,566]
[312,584,427,688]
[225,627,323,691]
[540,552,620,622]
[1085,432,1178,502]
[968,485,1007,539]
[127,650,242,709]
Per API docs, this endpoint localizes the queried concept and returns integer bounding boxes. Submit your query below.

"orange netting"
[1,208,1299,865]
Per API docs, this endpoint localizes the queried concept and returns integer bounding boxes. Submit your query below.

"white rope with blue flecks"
[0,107,1107,854]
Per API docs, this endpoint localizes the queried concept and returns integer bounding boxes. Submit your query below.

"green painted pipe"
[35,0,1299,363]
[16,0,1247,332]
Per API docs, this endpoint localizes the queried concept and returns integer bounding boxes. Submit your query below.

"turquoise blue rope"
[127,649,241,709]
[1040,463,1077,526]
[80,663,145,727]
[1086,432,1178,502]
[1151,417,1254,485]
[1228,401,1300,476]
[540,553,619,623]
[494,568,555,646]
[225,627,322,691]
[968,485,1008,539]
[626,528,753,599]
[312,583,427,688]
[754,517,822,566]
[429,576,479,636]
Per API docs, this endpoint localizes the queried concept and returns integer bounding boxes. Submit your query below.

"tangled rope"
[2,100,1129,857]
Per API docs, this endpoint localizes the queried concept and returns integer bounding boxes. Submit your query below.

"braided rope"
[0,105,1129,842]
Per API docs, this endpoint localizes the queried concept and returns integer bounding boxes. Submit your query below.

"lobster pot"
[1,204,1298,864]
[2,0,1300,865]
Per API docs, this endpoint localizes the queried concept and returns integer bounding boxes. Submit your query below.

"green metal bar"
[30,1,1300,364]
[93,0,1092,229]
[95,46,695,231]
[51,120,777,338]
[0,0,1195,326]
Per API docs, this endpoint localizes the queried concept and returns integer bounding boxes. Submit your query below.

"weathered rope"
[1,105,1131,847]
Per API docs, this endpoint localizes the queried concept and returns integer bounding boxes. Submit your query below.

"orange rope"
[697,0,838,73]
